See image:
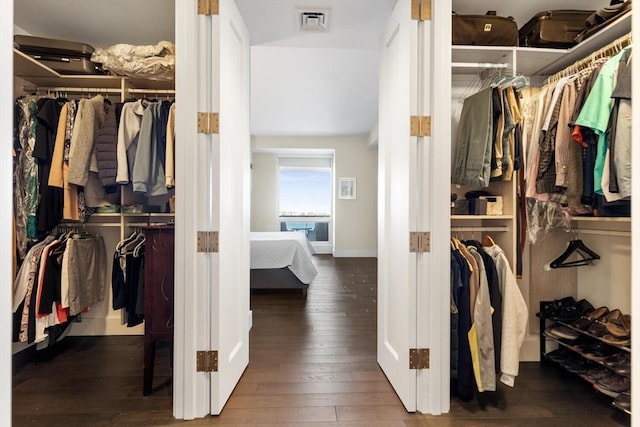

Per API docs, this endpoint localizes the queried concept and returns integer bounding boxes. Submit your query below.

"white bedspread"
[250,232,318,284]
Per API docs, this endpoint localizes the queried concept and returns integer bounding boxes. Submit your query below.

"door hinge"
[197,0,219,15]
[409,231,430,253]
[409,348,430,369]
[197,231,219,253]
[411,0,431,21]
[410,115,431,137]
[197,112,219,134]
[196,350,218,372]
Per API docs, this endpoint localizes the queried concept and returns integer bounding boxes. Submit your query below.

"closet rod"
[575,229,630,237]
[23,86,121,94]
[452,62,509,69]
[128,88,176,94]
[58,222,121,227]
[451,226,508,232]
[546,32,632,83]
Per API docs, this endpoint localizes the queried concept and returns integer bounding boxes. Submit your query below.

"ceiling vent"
[297,9,330,32]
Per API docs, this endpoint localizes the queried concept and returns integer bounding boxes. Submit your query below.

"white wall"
[1,0,13,424]
[250,153,279,232]
[252,135,378,257]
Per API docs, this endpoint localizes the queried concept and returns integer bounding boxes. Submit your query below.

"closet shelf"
[451,215,513,220]
[451,11,631,77]
[14,48,174,91]
[571,216,631,223]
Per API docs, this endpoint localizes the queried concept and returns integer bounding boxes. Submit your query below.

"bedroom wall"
[251,135,378,258]
[251,153,280,232]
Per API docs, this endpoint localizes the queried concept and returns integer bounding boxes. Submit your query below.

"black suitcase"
[14,35,104,75]
[519,10,595,48]
[452,11,518,46]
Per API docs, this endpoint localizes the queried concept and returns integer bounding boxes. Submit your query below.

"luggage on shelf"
[519,10,595,48]
[452,11,518,46]
[14,34,105,75]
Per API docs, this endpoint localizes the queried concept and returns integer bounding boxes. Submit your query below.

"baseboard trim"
[332,250,378,258]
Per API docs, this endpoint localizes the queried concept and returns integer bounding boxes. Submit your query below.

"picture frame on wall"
[338,177,356,200]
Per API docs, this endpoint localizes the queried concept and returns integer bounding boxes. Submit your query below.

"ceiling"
[14,0,609,137]
[14,0,393,138]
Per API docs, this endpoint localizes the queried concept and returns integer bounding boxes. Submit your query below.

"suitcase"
[519,10,595,48]
[14,35,104,75]
[452,11,518,46]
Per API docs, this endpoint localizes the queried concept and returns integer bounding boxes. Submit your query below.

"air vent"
[297,9,330,32]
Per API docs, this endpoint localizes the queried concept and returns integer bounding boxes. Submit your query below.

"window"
[278,157,332,244]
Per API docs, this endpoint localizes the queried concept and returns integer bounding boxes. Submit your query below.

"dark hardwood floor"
[13,255,630,426]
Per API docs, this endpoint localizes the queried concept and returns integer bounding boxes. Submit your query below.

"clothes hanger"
[482,235,496,247]
[549,236,600,269]
[117,229,139,252]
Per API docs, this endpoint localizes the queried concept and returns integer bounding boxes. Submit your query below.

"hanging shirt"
[575,47,630,196]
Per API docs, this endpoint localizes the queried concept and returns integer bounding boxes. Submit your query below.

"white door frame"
[173,0,213,419]
[1,1,14,425]
[416,0,451,414]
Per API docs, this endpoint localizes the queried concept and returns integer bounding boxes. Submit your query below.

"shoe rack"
[538,300,631,415]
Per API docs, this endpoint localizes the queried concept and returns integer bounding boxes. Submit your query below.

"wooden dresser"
[141,225,174,395]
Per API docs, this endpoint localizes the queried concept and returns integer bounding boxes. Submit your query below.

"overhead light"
[297,9,330,32]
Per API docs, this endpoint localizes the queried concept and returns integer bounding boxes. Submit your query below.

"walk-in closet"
[4,0,639,424]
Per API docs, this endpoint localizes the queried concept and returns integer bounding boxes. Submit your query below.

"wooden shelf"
[571,217,631,223]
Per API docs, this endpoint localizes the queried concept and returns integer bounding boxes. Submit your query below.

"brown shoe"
[603,333,631,347]
[588,309,622,336]
[606,314,631,338]
[573,306,609,330]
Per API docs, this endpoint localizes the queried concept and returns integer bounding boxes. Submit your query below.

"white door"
[210,0,251,415]
[377,0,419,412]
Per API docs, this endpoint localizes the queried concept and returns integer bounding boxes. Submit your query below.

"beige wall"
[251,135,378,257]
[250,153,280,232]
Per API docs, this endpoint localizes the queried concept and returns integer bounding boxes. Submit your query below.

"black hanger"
[550,239,600,268]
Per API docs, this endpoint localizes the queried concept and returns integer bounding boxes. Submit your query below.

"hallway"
[12,256,629,425]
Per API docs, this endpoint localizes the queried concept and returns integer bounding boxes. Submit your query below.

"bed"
[249,231,318,294]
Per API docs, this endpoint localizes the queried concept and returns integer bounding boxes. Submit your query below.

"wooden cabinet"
[141,225,175,395]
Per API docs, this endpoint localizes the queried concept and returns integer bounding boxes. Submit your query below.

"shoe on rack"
[538,296,576,318]
[573,306,609,330]
[553,299,594,323]
[613,359,631,377]
[582,366,612,382]
[547,324,580,340]
[606,313,631,338]
[561,356,596,374]
[588,309,622,337]
[602,333,631,347]
[603,351,631,368]
[595,372,631,393]
[546,348,572,363]
[613,392,631,414]
[581,341,619,362]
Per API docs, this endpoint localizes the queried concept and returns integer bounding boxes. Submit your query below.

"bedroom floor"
[12,255,629,426]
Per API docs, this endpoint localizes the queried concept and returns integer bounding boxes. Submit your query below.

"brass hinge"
[410,116,431,137]
[196,350,218,372]
[197,231,219,253]
[411,0,431,21]
[197,112,219,134]
[409,348,430,369]
[409,231,430,253]
[197,0,219,15]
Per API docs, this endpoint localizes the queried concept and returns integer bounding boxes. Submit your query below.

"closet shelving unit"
[450,11,632,269]
[14,47,176,240]
[538,301,631,412]
[13,48,176,339]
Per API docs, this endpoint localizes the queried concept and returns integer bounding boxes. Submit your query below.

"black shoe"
[613,392,631,414]
[546,348,572,363]
[561,356,596,374]
[553,299,594,322]
[603,351,630,368]
[538,297,576,318]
